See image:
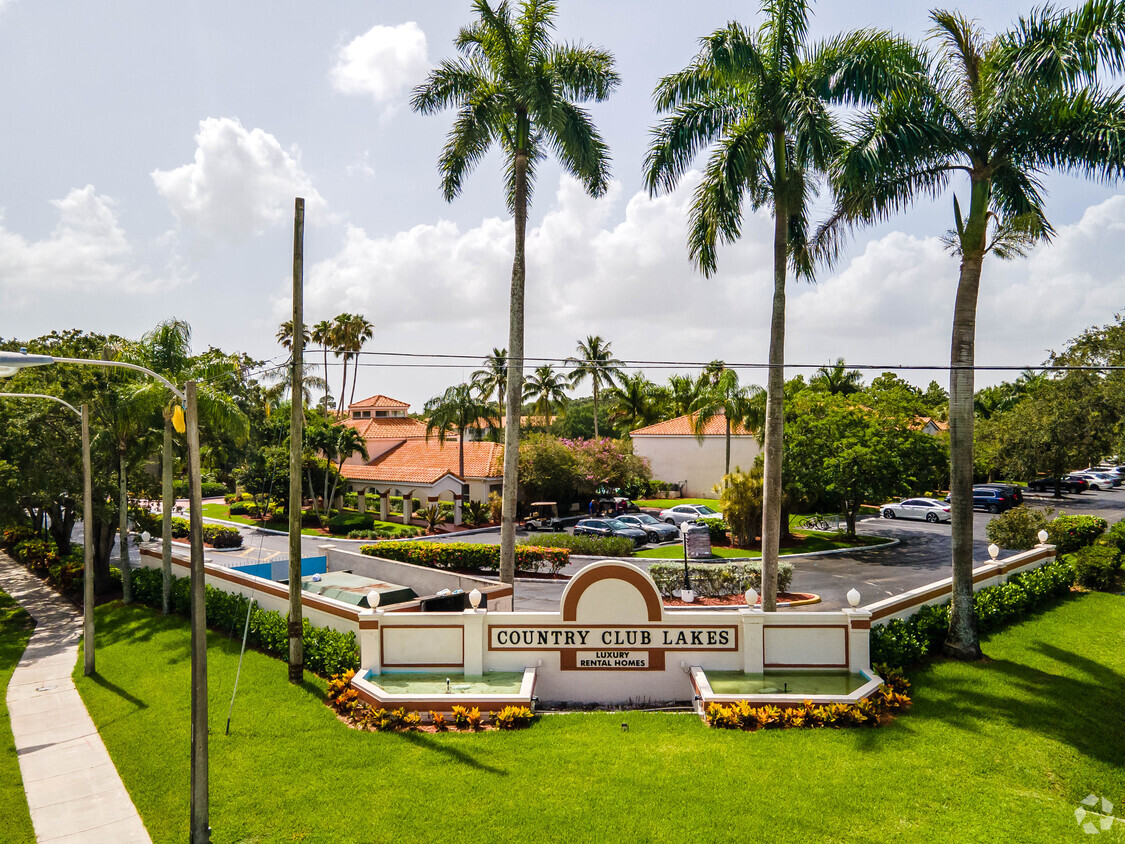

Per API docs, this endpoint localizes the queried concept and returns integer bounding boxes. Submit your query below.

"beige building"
[630,413,761,498]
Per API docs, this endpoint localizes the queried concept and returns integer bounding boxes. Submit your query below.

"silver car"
[658,504,723,525]
[879,498,952,523]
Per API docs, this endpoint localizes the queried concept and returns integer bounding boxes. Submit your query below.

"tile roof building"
[630,412,761,498]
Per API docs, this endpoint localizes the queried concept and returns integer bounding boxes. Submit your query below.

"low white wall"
[360,607,869,704]
[863,545,1057,625]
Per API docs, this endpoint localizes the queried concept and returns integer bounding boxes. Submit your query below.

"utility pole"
[186,381,209,843]
[288,197,305,684]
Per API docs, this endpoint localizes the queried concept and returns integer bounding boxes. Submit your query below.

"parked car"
[616,514,680,543]
[573,518,648,546]
[975,483,1024,504]
[1026,476,1089,494]
[1072,471,1120,490]
[879,498,952,523]
[658,504,724,525]
[944,488,1014,513]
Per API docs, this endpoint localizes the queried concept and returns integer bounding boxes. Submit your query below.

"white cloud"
[281,176,1125,405]
[151,117,327,240]
[0,186,179,307]
[330,22,429,108]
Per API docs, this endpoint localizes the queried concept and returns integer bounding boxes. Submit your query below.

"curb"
[566,537,900,566]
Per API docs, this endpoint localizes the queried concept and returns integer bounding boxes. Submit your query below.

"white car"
[1073,471,1119,490]
[658,503,724,525]
[879,498,952,523]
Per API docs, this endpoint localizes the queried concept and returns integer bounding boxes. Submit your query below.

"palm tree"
[810,358,863,396]
[305,422,369,525]
[606,372,661,431]
[344,314,374,409]
[645,3,918,610]
[690,368,764,477]
[522,364,569,430]
[116,320,249,613]
[276,319,310,352]
[331,312,354,412]
[259,364,327,409]
[824,3,1125,658]
[566,335,623,438]
[424,384,498,479]
[311,320,336,412]
[471,347,508,420]
[667,374,704,418]
[413,0,619,584]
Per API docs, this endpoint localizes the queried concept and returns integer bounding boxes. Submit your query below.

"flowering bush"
[705,685,911,731]
[359,541,568,575]
[1046,514,1107,554]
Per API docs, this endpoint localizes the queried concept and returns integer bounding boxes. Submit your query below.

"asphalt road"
[88,486,1125,612]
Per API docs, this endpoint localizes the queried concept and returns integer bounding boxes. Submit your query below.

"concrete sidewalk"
[1,555,151,843]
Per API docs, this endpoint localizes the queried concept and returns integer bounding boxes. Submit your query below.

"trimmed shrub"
[360,541,568,575]
[326,512,375,533]
[1,525,37,550]
[1100,518,1125,553]
[705,686,910,730]
[647,561,794,597]
[174,480,230,498]
[1072,545,1122,591]
[985,505,1051,551]
[869,559,1075,668]
[346,526,424,540]
[202,524,242,548]
[171,517,190,538]
[131,567,358,676]
[517,533,634,558]
[1046,514,1107,553]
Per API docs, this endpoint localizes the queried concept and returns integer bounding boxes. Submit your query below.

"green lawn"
[634,497,721,508]
[199,504,419,539]
[0,590,35,841]
[75,593,1125,842]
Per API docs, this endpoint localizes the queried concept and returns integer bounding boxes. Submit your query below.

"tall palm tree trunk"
[162,417,174,614]
[725,416,732,476]
[339,354,349,415]
[350,352,360,408]
[499,147,529,585]
[322,347,330,412]
[760,182,789,613]
[945,184,989,659]
[118,451,132,603]
[593,379,600,439]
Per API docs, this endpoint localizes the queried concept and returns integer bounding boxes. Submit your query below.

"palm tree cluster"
[416,0,1125,655]
[277,313,375,414]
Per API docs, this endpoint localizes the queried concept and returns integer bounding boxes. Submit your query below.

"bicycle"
[798,515,830,532]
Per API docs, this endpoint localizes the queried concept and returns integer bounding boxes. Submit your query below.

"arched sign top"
[560,561,664,623]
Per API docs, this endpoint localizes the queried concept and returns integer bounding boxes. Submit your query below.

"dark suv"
[573,518,648,546]
[945,488,1014,513]
[1027,476,1089,494]
[975,483,1023,505]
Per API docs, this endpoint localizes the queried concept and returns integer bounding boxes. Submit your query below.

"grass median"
[74,592,1125,842]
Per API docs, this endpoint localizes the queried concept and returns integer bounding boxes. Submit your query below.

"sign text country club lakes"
[490,626,738,650]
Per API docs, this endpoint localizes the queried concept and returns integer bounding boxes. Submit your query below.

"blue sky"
[1,0,1123,408]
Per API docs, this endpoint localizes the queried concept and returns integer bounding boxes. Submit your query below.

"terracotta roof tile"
[631,412,755,437]
[348,394,410,410]
[340,439,504,485]
[347,417,428,439]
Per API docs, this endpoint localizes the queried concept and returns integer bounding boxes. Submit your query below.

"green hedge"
[1046,514,1107,553]
[697,517,729,543]
[174,480,230,498]
[360,541,569,576]
[647,561,794,597]
[347,526,423,540]
[870,559,1075,669]
[202,524,242,548]
[1073,545,1121,591]
[517,533,634,557]
[130,567,358,676]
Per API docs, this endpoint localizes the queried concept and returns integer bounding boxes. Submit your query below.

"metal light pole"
[0,352,210,842]
[0,392,94,676]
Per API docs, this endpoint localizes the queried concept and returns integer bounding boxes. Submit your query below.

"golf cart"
[523,501,564,531]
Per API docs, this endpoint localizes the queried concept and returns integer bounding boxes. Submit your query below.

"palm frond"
[644,97,749,195]
[803,29,930,108]
[541,99,612,197]
[437,91,504,202]
[547,43,619,101]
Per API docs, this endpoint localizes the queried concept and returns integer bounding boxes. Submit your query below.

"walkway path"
[0,555,151,843]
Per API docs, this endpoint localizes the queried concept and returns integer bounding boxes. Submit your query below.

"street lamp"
[0,351,210,843]
[0,393,95,677]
